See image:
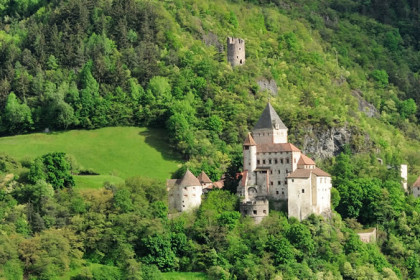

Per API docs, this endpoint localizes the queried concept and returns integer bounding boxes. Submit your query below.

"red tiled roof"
[213,180,224,189]
[243,133,257,146]
[298,154,315,165]
[287,168,330,178]
[256,143,300,153]
[197,171,212,184]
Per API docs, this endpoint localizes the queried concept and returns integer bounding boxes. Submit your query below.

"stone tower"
[227,37,245,67]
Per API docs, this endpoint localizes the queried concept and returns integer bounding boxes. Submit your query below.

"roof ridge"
[253,103,287,131]
[243,132,257,146]
[179,169,201,187]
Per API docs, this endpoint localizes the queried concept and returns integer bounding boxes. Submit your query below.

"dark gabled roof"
[243,133,257,146]
[197,171,212,184]
[298,154,316,165]
[253,103,287,130]
[179,169,201,187]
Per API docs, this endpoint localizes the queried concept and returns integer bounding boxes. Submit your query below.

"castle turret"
[252,103,288,144]
[243,133,257,174]
[227,37,245,67]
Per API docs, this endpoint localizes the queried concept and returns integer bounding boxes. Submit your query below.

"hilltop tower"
[227,37,245,67]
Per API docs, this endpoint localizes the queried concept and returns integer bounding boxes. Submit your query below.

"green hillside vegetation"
[1,0,420,279]
[0,127,180,188]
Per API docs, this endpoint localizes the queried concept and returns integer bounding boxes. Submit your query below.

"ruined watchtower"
[227,37,245,67]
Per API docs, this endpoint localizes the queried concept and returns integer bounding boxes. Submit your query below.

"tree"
[28,153,75,189]
[2,92,33,134]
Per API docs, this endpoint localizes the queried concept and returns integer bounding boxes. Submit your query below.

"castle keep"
[237,103,332,222]
[227,37,245,67]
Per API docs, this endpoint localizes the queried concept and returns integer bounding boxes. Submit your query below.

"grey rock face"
[300,126,353,159]
[257,78,278,96]
[351,89,379,118]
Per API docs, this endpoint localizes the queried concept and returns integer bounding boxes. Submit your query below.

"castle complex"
[227,37,245,67]
[237,103,332,222]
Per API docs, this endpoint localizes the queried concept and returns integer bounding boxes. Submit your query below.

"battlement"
[227,37,245,45]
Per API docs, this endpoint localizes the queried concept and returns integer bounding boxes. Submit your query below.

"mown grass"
[0,127,181,188]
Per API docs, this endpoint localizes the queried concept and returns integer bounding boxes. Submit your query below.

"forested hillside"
[1,0,420,279]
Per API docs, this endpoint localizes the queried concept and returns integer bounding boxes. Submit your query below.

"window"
[286,158,290,164]
[192,194,196,197]
[280,159,283,164]
[275,159,278,164]
[257,160,260,165]
[244,146,249,150]
[184,187,187,190]
[253,210,257,215]
[285,180,287,185]
[183,205,185,207]
[193,187,195,190]
[244,210,248,214]
[269,159,272,164]
[263,210,267,214]
[292,179,294,182]
[270,181,273,185]
[278,170,281,174]
[263,160,266,164]
[278,181,281,185]
[270,170,273,174]
[282,191,284,195]
[276,191,279,194]
[302,189,305,193]
[286,169,289,173]
[184,194,188,197]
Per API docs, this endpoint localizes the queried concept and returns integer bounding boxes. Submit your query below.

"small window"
[292,179,294,182]
[193,187,195,190]
[184,194,188,197]
[286,159,290,164]
[184,187,187,190]
[278,170,281,174]
[183,205,185,207]
[270,170,273,174]
[244,210,248,214]
[282,191,284,195]
[280,159,284,164]
[278,181,281,185]
[276,191,279,194]
[244,146,249,150]
[257,160,260,165]
[286,169,289,173]
[269,159,272,164]
[302,189,305,193]
[275,159,278,164]
[263,210,267,214]
[253,210,257,215]
[270,181,273,186]
[263,160,266,164]
[285,180,287,185]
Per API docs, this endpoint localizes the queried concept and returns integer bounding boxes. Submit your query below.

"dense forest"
[1,0,420,279]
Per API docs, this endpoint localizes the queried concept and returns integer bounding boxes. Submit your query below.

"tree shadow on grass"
[139,128,183,163]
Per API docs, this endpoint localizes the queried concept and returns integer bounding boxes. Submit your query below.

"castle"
[237,103,332,222]
[227,37,245,67]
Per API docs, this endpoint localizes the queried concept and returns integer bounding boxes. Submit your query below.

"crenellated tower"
[227,37,245,67]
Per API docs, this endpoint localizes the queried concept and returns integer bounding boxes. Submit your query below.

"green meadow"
[0,127,181,188]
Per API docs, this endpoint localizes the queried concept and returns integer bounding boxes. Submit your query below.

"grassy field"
[0,127,181,188]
